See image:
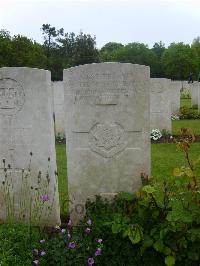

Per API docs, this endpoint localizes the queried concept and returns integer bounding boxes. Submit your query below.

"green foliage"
[86,129,200,266]
[180,89,191,99]
[179,106,200,119]
[0,224,44,266]
[162,42,198,80]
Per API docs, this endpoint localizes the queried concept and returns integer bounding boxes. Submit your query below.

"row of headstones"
[0,64,199,226]
[53,78,200,136]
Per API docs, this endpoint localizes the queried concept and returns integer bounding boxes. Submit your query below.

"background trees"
[0,25,199,81]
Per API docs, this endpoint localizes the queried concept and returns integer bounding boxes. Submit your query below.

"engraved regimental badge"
[89,123,127,158]
[0,78,25,116]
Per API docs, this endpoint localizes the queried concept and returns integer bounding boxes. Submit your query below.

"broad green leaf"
[128,225,143,244]
[165,256,175,266]
[142,185,156,194]
[117,191,135,201]
[143,235,153,247]
[153,239,164,252]
[112,223,122,234]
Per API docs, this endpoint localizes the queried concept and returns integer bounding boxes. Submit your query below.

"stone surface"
[150,78,172,132]
[52,81,65,137]
[0,67,60,226]
[189,82,199,106]
[64,63,150,221]
[170,81,182,115]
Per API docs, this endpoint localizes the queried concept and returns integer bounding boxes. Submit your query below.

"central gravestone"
[64,63,150,221]
[0,67,60,226]
[150,78,172,132]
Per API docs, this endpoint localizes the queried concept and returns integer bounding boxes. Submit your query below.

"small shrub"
[180,89,191,99]
[179,106,200,119]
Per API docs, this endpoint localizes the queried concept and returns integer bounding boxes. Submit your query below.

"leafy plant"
[86,128,200,266]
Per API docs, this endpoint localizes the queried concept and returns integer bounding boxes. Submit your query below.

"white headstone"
[189,82,199,106]
[64,63,150,221]
[170,81,182,115]
[150,78,171,133]
[0,67,60,226]
[52,81,65,138]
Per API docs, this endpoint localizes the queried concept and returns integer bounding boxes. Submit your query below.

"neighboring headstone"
[150,78,172,133]
[170,81,182,115]
[0,67,60,226]
[52,81,65,138]
[189,82,199,106]
[64,63,151,221]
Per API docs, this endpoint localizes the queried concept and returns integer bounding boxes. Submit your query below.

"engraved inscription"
[89,123,127,158]
[151,81,163,93]
[0,78,25,115]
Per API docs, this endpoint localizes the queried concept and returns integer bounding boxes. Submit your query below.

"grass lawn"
[56,144,68,216]
[151,143,200,180]
[56,142,200,216]
[172,119,200,135]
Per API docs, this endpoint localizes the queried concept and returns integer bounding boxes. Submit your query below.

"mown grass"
[151,143,200,179]
[56,144,68,216]
[56,141,200,216]
[172,119,200,135]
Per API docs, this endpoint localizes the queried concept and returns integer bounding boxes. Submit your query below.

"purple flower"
[95,248,102,256]
[67,219,72,227]
[88,257,95,265]
[33,260,39,265]
[68,241,76,249]
[61,229,66,233]
[39,239,45,244]
[97,238,103,243]
[87,219,92,225]
[85,227,91,234]
[40,251,46,257]
[40,194,50,202]
[32,249,39,255]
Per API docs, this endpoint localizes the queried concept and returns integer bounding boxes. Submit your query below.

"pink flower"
[85,227,91,234]
[33,260,39,265]
[67,219,72,227]
[95,248,102,256]
[32,249,39,255]
[88,257,95,265]
[97,238,103,243]
[40,194,50,202]
[40,251,46,257]
[87,219,92,225]
[68,241,76,249]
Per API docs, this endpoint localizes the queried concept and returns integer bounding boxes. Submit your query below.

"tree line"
[0,24,200,81]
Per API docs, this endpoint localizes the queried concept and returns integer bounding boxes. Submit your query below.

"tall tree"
[191,36,200,72]
[99,42,124,61]
[41,24,63,68]
[161,42,198,80]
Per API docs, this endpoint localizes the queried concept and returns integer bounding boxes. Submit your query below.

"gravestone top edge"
[63,62,150,73]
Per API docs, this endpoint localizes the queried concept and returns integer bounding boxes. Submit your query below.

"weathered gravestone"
[52,81,65,138]
[0,67,60,226]
[64,63,150,221]
[150,78,172,133]
[170,81,182,115]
